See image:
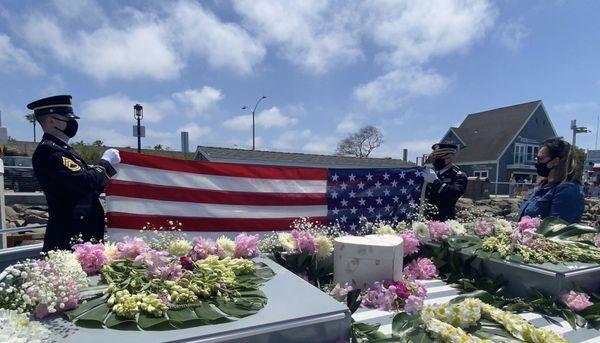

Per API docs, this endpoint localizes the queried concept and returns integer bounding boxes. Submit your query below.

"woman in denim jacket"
[518,137,584,223]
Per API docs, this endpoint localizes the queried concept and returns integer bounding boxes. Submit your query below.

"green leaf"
[452,290,495,304]
[537,217,570,236]
[215,298,259,317]
[167,308,199,323]
[104,312,138,329]
[138,313,170,329]
[194,302,229,322]
[64,295,107,320]
[76,303,110,326]
[391,312,420,337]
[582,303,600,316]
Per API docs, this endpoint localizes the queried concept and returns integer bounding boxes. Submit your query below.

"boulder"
[24,214,48,225]
[5,206,19,221]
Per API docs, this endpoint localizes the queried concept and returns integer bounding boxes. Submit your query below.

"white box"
[333,234,404,289]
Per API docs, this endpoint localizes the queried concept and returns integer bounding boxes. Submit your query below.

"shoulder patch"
[62,156,81,171]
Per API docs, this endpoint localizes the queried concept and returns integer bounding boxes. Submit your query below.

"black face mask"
[433,158,447,170]
[535,161,551,177]
[54,118,79,138]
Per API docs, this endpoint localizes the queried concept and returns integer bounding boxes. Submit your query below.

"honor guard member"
[29,95,121,251]
[423,143,468,221]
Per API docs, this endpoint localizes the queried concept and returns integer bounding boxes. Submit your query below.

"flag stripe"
[106,196,328,218]
[108,212,326,232]
[114,164,327,194]
[106,180,328,206]
[120,151,328,180]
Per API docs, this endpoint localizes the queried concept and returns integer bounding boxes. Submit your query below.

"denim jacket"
[518,181,584,223]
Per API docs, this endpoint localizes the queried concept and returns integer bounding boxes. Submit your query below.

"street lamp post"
[570,119,591,148]
[242,96,267,150]
[134,104,143,153]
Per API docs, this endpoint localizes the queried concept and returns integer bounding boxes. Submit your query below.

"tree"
[24,113,37,142]
[571,147,587,182]
[154,144,164,151]
[335,125,383,158]
[92,140,104,147]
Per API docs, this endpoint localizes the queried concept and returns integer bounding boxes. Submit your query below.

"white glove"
[423,169,439,183]
[101,148,121,166]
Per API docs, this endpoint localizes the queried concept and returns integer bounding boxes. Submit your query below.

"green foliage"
[71,141,103,163]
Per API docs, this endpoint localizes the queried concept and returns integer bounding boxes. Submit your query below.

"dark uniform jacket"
[425,164,468,221]
[32,133,116,251]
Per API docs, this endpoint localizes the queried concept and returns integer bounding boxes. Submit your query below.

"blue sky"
[1,0,599,161]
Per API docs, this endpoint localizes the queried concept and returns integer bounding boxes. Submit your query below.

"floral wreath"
[420,298,568,343]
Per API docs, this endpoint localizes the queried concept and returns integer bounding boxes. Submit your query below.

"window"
[514,143,538,164]
[473,170,488,178]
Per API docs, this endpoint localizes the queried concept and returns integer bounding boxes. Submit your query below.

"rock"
[11,204,26,213]
[6,221,16,228]
[24,214,48,225]
[26,209,48,218]
[5,206,19,221]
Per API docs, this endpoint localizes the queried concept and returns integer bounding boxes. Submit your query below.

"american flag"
[106,152,425,236]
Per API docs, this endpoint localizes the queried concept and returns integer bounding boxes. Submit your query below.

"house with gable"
[439,100,558,194]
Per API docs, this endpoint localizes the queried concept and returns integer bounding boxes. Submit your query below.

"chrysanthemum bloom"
[168,239,192,257]
[473,220,494,237]
[291,229,318,254]
[561,291,593,312]
[446,220,466,235]
[314,235,333,260]
[427,221,453,243]
[72,242,108,274]
[401,231,420,256]
[116,236,149,259]
[191,236,218,260]
[234,233,260,259]
[217,236,236,258]
[403,258,439,280]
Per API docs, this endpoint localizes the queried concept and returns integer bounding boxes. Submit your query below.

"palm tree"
[24,114,37,142]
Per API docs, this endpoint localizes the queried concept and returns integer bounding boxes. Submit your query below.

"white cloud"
[80,94,174,123]
[270,129,312,150]
[222,106,298,130]
[336,113,365,133]
[354,68,448,111]
[0,33,42,75]
[302,136,338,154]
[167,0,265,75]
[353,0,496,110]
[22,13,182,81]
[553,101,600,116]
[232,0,362,73]
[372,139,433,161]
[172,86,223,117]
[78,128,133,147]
[498,18,530,52]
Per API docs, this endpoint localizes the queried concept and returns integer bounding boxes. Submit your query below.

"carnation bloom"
[375,224,396,235]
[234,233,260,259]
[401,231,420,256]
[412,221,430,241]
[492,218,513,233]
[314,235,333,260]
[116,236,149,259]
[179,256,194,271]
[167,239,192,257]
[473,220,494,237]
[561,291,593,312]
[427,221,453,243]
[404,295,424,315]
[517,216,541,231]
[72,242,108,275]
[291,229,318,254]
[278,233,296,252]
[446,220,466,235]
[403,258,439,280]
[104,242,118,262]
[216,236,236,258]
[191,236,219,260]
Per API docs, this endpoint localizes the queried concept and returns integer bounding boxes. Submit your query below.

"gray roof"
[451,100,542,163]
[195,146,415,168]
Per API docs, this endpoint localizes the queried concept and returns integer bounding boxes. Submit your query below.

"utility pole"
[571,119,591,148]
[595,114,599,150]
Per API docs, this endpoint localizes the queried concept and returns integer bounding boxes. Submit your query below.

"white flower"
[412,221,430,241]
[314,236,333,260]
[216,236,235,258]
[167,239,192,257]
[446,220,466,235]
[0,309,50,343]
[278,233,296,252]
[492,218,513,233]
[104,242,118,262]
[375,224,396,235]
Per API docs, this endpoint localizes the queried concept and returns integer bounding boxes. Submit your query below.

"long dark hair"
[541,137,580,183]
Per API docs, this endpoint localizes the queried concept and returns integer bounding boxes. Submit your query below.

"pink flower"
[389,282,411,300]
[562,291,593,312]
[191,236,219,260]
[401,231,420,256]
[134,249,169,277]
[404,295,424,315]
[291,229,318,254]
[73,242,108,274]
[595,233,600,249]
[362,281,396,311]
[157,265,183,281]
[234,233,260,259]
[474,220,494,237]
[517,216,541,231]
[427,221,453,243]
[116,236,149,259]
[403,258,439,280]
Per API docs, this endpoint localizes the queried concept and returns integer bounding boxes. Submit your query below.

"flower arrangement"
[403,257,438,280]
[416,298,569,343]
[0,309,50,343]
[361,278,427,314]
[0,250,88,318]
[62,233,274,330]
